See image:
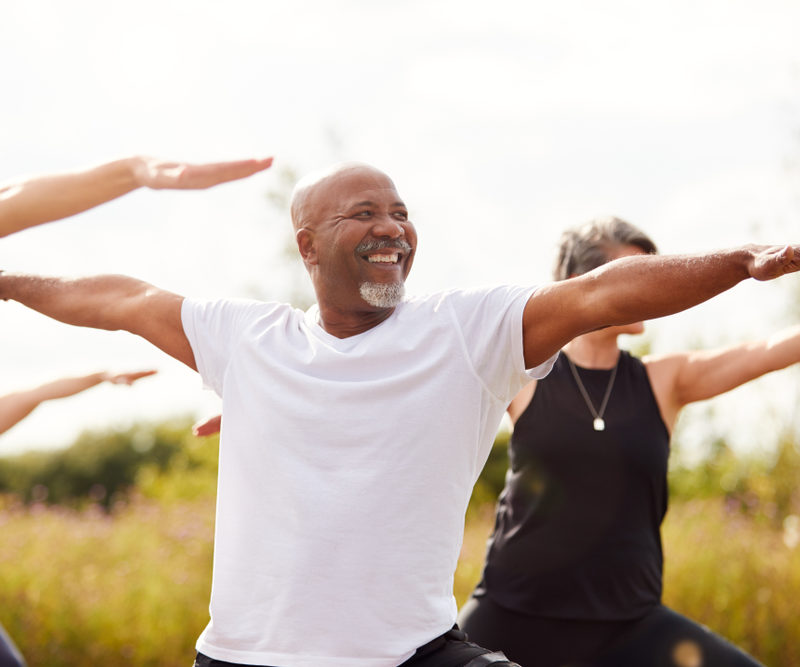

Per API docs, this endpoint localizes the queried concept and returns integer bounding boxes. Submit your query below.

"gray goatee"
[359,281,405,308]
[356,238,411,308]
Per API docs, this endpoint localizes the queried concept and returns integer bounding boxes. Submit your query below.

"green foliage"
[466,429,510,514]
[0,418,193,507]
[136,430,219,503]
[669,431,800,526]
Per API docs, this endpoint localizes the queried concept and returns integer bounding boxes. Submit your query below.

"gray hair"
[553,216,658,281]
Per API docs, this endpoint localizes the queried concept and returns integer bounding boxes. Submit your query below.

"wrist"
[124,156,148,189]
[98,371,117,384]
[739,243,763,280]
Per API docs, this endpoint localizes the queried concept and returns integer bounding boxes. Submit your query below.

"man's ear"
[296,228,318,265]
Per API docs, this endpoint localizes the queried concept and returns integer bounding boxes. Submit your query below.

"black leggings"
[458,595,764,667]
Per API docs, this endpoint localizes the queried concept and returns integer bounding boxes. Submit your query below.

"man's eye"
[393,212,408,221]
[354,211,372,218]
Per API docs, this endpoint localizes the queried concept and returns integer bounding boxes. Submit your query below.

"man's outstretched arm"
[0,155,273,238]
[522,244,800,368]
[0,369,156,436]
[0,271,194,369]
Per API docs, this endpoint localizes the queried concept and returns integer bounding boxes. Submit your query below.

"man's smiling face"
[293,164,417,313]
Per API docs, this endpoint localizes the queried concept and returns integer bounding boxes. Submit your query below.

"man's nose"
[371,214,405,238]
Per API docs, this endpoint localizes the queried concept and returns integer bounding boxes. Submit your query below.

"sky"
[1,0,799,459]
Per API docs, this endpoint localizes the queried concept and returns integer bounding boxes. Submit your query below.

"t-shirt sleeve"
[181,297,268,395]
[446,285,558,402]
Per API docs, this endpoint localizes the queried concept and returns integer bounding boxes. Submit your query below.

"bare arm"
[192,414,222,437]
[0,271,194,369]
[644,324,800,430]
[522,244,800,368]
[0,369,157,435]
[0,155,272,238]
[506,380,538,424]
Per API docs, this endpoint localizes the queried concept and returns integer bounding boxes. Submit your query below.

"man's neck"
[316,304,396,338]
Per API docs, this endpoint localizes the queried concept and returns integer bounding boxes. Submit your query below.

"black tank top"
[475,350,670,620]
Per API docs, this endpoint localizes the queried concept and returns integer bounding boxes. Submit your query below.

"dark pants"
[193,626,519,667]
[0,624,25,667]
[459,595,764,667]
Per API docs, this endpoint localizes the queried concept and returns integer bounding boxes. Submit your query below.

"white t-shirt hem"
[196,641,416,667]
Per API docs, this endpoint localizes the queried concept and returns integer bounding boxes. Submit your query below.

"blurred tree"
[0,418,192,507]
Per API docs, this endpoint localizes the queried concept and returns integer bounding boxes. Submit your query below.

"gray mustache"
[355,239,412,254]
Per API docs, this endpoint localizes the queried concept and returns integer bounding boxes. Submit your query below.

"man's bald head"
[290,162,398,232]
[289,160,416,319]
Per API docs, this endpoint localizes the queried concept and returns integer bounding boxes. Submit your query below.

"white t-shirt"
[182,285,556,667]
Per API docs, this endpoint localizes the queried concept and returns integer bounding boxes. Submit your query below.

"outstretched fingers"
[108,369,159,385]
[139,156,273,190]
[177,157,274,188]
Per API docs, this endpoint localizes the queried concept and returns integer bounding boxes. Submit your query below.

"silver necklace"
[566,354,619,431]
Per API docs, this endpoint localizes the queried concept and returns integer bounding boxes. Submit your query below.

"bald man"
[1,162,798,667]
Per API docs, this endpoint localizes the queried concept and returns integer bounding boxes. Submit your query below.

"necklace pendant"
[593,417,605,431]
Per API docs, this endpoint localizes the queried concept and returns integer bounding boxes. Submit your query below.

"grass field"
[1,490,798,666]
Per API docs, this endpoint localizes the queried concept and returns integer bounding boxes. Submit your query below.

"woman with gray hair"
[458,217,797,666]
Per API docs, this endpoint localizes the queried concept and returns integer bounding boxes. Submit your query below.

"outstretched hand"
[134,156,274,190]
[105,369,158,386]
[749,244,800,281]
[193,414,221,437]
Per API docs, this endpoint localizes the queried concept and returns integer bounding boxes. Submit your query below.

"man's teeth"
[367,253,399,263]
